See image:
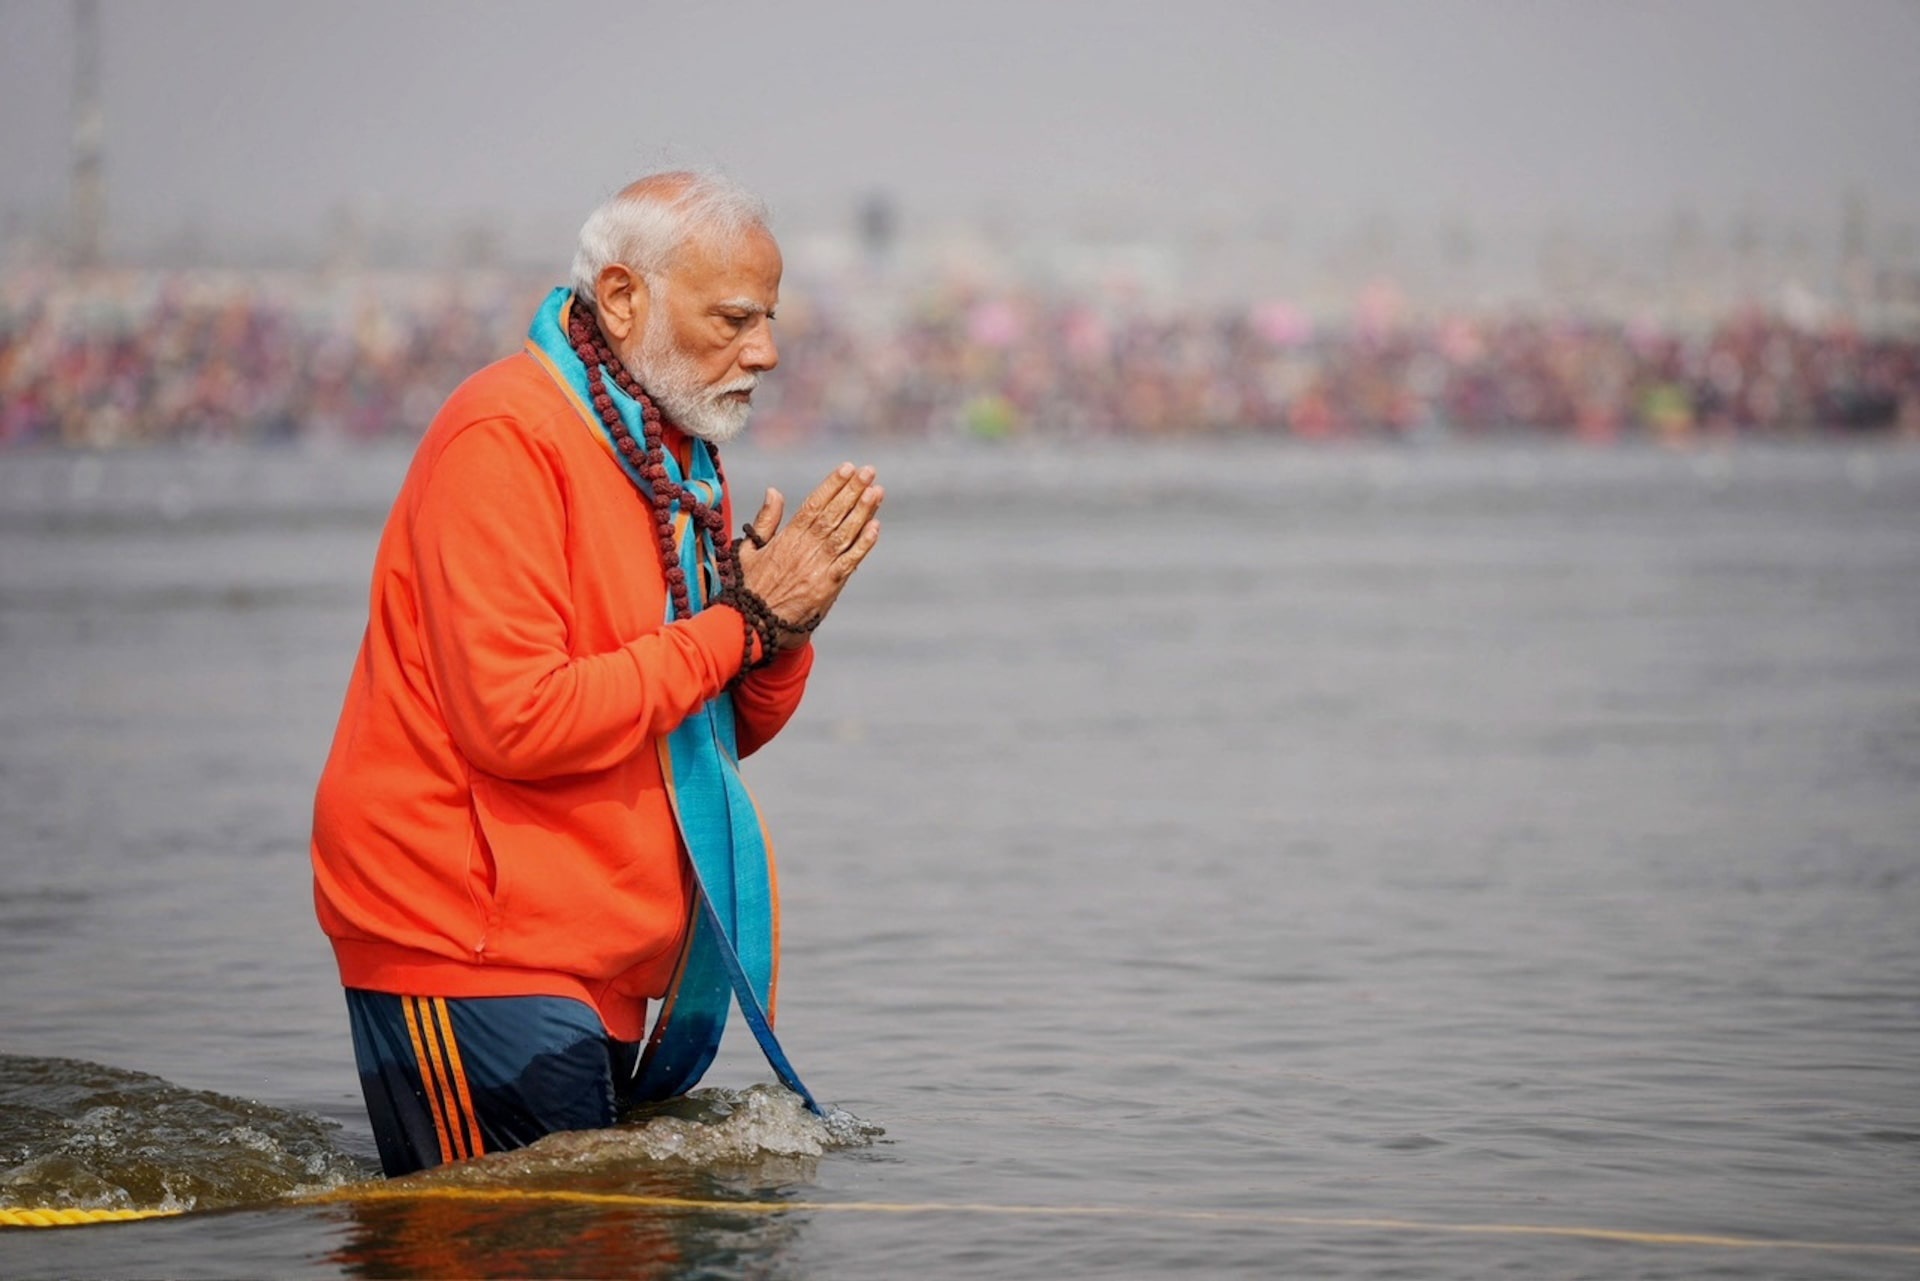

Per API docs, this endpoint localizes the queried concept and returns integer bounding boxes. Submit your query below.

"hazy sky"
[2,0,1917,259]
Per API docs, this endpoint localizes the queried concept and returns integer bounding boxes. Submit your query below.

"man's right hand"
[735,463,884,648]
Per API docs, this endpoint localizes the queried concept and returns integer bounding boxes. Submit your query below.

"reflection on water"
[321,1173,809,1281]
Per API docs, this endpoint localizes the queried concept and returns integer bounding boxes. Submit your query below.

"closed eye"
[714,299,773,328]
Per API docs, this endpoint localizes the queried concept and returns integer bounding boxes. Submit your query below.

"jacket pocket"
[466,781,509,940]
[464,772,687,982]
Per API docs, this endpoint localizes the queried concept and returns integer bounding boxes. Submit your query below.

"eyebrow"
[714,298,773,316]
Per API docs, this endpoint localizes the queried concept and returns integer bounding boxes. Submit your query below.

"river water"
[0,439,1916,1279]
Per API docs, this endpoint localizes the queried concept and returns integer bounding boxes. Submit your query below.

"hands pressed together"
[736,462,884,651]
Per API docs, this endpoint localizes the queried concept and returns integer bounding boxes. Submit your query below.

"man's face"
[623,226,782,444]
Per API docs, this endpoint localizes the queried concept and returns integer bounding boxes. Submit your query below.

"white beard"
[625,308,757,444]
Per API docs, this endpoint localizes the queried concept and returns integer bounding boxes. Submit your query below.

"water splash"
[410,1084,883,1190]
[2,1060,881,1212]
[0,1055,367,1212]
[615,1084,882,1163]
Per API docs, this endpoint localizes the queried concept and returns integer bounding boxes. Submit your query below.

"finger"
[814,464,875,531]
[797,463,858,522]
[831,483,884,549]
[748,487,784,546]
[832,518,881,578]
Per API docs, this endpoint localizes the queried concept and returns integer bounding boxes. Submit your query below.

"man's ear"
[594,264,648,345]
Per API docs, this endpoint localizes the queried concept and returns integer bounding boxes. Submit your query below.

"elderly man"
[311,172,881,1177]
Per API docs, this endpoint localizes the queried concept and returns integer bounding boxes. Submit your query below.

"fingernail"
[838,462,855,477]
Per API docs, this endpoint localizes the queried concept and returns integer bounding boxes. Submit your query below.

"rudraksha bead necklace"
[565,302,817,679]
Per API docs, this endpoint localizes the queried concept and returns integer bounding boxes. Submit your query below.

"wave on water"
[1,1057,882,1213]
[0,1055,368,1212]
[407,1085,884,1192]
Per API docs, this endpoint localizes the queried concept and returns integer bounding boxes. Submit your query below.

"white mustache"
[710,376,758,398]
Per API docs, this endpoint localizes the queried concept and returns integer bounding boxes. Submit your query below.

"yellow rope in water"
[5,1186,1918,1259]
[0,1206,183,1227]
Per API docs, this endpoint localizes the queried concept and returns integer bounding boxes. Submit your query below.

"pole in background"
[70,0,104,268]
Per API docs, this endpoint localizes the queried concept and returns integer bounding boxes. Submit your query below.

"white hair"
[569,171,771,304]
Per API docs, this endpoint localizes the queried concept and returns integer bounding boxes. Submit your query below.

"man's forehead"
[664,226,782,293]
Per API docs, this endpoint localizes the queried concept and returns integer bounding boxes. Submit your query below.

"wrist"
[714,586,813,689]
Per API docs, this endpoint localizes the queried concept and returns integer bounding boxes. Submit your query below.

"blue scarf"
[525,287,818,1113]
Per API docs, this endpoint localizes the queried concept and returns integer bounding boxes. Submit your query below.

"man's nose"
[741,322,778,374]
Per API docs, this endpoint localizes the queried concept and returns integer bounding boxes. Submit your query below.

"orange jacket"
[311,351,811,1041]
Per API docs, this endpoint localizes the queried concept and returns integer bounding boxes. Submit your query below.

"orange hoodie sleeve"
[734,642,813,757]
[410,416,753,781]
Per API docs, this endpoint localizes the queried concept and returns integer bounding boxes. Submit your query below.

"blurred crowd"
[3,268,1916,448]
